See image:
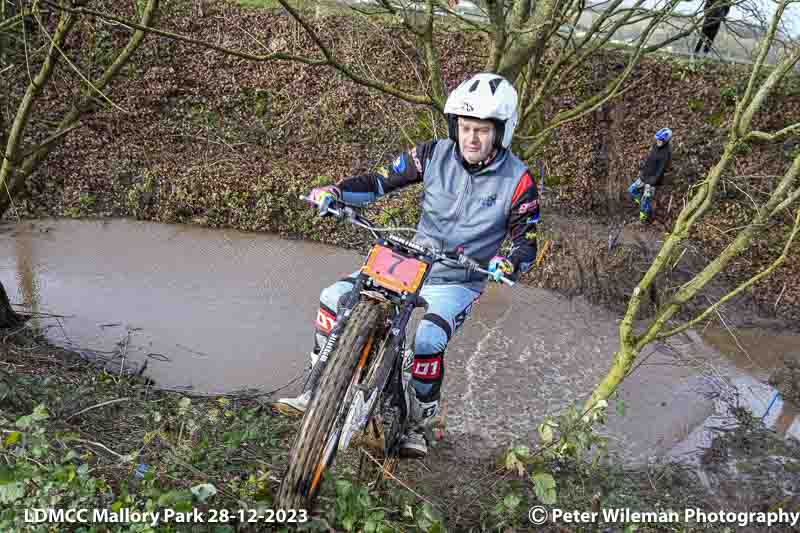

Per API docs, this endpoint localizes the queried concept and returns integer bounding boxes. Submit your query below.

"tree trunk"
[584,344,637,413]
[591,97,627,213]
[0,280,23,328]
[0,279,29,411]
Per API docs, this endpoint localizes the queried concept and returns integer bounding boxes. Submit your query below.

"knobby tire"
[276,299,385,511]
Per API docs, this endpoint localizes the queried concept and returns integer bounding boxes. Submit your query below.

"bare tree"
[585,0,800,413]
[34,0,769,212]
[0,0,160,219]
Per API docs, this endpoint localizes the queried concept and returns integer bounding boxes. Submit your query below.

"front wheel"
[276,299,386,511]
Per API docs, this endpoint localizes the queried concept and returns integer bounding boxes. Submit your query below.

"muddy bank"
[530,207,799,332]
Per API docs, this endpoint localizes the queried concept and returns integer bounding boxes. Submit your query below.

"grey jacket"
[337,139,540,292]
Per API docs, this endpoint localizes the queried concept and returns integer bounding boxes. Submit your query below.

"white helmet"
[444,73,519,150]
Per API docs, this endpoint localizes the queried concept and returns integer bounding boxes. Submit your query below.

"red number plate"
[362,245,427,293]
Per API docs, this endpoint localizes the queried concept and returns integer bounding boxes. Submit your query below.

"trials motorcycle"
[276,195,514,510]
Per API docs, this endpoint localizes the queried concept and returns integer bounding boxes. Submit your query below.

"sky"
[590,0,800,37]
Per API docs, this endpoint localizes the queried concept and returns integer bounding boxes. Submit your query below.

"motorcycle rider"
[275,73,540,458]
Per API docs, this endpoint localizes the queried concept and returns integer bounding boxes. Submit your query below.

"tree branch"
[735,0,788,136]
[42,0,433,108]
[636,147,800,348]
[276,0,434,106]
[1,6,78,209]
[498,0,564,80]
[519,0,681,158]
[40,0,328,64]
[739,45,800,137]
[773,184,800,215]
[487,0,507,72]
[33,11,128,113]
[5,0,160,214]
[657,207,800,339]
[373,0,424,37]
[0,12,23,33]
[422,0,446,106]
[15,122,81,161]
[746,123,800,143]
[430,0,492,33]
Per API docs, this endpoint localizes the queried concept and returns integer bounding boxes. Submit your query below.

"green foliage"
[532,472,557,505]
[411,503,446,533]
[688,98,705,112]
[489,492,523,530]
[402,110,445,146]
[64,192,99,218]
[80,192,97,210]
[136,0,149,18]
[0,404,156,532]
[544,174,568,187]
[235,0,294,8]
[127,172,157,219]
[331,479,392,532]
[708,110,726,128]
[719,86,737,105]
[309,175,336,187]
[377,206,402,226]
[0,338,304,533]
[735,141,753,155]
[501,401,609,505]
[240,88,271,120]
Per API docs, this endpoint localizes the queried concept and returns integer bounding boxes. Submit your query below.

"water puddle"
[667,327,800,463]
[1,218,798,463]
[0,218,361,395]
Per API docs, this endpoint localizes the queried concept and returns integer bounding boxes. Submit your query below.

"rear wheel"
[276,299,386,511]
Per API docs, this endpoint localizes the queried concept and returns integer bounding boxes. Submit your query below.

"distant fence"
[328,0,791,66]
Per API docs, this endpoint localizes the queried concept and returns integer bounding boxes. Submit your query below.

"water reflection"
[703,327,800,441]
[14,228,41,336]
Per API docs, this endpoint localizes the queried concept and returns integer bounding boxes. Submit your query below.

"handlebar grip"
[299,194,342,217]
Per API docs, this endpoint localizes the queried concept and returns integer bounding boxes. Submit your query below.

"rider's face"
[458,117,496,164]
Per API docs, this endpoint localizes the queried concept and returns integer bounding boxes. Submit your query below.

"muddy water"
[0,219,362,394]
[1,218,799,463]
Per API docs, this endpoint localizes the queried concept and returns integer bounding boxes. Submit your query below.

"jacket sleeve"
[506,170,540,280]
[335,141,437,206]
[653,147,672,185]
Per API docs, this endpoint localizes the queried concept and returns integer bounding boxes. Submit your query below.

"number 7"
[387,252,405,274]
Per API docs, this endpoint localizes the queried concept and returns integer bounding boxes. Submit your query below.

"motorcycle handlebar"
[299,194,515,287]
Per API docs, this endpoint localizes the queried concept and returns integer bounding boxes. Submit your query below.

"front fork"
[309,275,420,443]
[304,276,368,395]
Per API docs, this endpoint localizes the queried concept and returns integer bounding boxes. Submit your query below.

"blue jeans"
[314,271,481,419]
[628,177,655,220]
